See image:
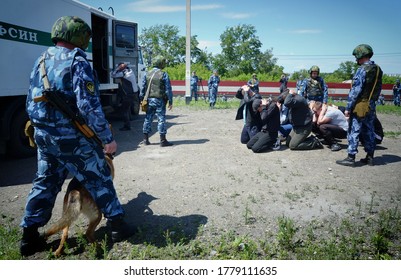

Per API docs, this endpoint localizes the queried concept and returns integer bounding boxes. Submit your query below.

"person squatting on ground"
[311,102,348,151]
[336,44,383,167]
[235,85,262,144]
[247,73,260,94]
[20,16,136,257]
[299,65,329,105]
[276,92,293,139]
[393,79,401,106]
[283,90,323,150]
[190,71,199,101]
[140,55,174,147]
[111,62,139,131]
[208,70,220,108]
[247,97,281,153]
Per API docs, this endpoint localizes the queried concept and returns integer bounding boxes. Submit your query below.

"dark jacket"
[283,93,313,127]
[235,87,261,120]
[260,101,280,133]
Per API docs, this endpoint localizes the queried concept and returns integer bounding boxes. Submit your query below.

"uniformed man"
[190,71,199,101]
[208,70,220,108]
[299,65,329,104]
[393,79,401,106]
[140,55,173,147]
[336,44,383,167]
[247,73,260,94]
[20,16,136,256]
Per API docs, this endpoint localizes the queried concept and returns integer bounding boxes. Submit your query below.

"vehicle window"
[115,25,135,49]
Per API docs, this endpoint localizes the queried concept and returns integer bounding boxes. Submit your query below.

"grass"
[2,204,400,260]
[2,102,400,260]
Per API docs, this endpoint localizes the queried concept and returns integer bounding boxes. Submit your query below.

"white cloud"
[290,29,322,34]
[193,4,224,11]
[221,13,251,19]
[127,0,222,13]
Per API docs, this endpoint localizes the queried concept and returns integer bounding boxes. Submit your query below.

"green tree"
[218,24,266,77]
[139,24,180,66]
[139,24,211,67]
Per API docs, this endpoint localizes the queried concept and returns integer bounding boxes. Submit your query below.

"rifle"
[33,90,103,148]
[33,54,103,148]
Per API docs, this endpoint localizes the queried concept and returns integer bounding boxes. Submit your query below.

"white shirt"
[111,67,139,93]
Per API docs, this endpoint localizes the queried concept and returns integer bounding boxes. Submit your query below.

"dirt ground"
[1,106,401,257]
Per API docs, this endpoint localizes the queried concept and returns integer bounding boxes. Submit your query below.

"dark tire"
[8,111,36,158]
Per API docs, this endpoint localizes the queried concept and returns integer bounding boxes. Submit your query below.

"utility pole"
[185,0,191,104]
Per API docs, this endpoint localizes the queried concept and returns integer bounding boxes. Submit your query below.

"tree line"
[139,23,399,84]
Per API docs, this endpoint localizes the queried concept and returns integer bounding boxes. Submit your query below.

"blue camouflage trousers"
[347,110,376,156]
[209,88,217,105]
[143,98,168,135]
[20,127,124,228]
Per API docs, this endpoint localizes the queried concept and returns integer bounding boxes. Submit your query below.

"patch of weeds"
[0,219,21,260]
[248,194,257,204]
[244,203,255,225]
[284,191,301,202]
[276,216,297,250]
[384,131,401,138]
[225,172,243,183]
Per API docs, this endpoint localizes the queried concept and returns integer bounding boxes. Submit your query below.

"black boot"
[360,153,374,166]
[107,216,137,242]
[336,154,355,167]
[142,133,150,145]
[20,226,46,257]
[160,134,173,147]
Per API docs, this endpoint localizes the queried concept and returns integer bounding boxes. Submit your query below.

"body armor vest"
[147,69,165,99]
[306,78,323,97]
[358,63,383,101]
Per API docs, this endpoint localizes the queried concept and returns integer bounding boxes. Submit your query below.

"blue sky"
[80,0,401,75]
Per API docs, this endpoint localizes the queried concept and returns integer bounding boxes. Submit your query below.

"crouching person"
[284,90,323,150]
[247,98,280,153]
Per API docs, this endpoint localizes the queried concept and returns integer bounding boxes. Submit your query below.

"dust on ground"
[1,107,401,257]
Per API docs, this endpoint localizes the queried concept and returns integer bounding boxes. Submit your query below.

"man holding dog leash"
[20,16,136,256]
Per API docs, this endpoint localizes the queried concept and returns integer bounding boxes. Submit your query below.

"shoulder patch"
[86,81,95,94]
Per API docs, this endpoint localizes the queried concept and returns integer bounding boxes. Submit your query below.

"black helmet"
[352,44,373,59]
[51,16,92,50]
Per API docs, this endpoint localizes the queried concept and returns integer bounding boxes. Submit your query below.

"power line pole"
[185,0,191,104]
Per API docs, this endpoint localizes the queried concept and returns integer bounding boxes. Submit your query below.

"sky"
[80,0,401,75]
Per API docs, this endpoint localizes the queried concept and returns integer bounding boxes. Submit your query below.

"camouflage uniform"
[299,76,329,103]
[21,46,124,228]
[190,72,199,101]
[140,67,173,136]
[393,80,401,106]
[208,71,220,107]
[345,61,382,157]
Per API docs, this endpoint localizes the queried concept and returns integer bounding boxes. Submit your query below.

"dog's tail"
[44,190,82,239]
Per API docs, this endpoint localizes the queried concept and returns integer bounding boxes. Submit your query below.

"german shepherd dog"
[44,154,114,256]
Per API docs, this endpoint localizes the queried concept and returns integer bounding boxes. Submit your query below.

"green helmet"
[152,55,167,69]
[352,44,373,59]
[309,65,320,74]
[51,16,92,50]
